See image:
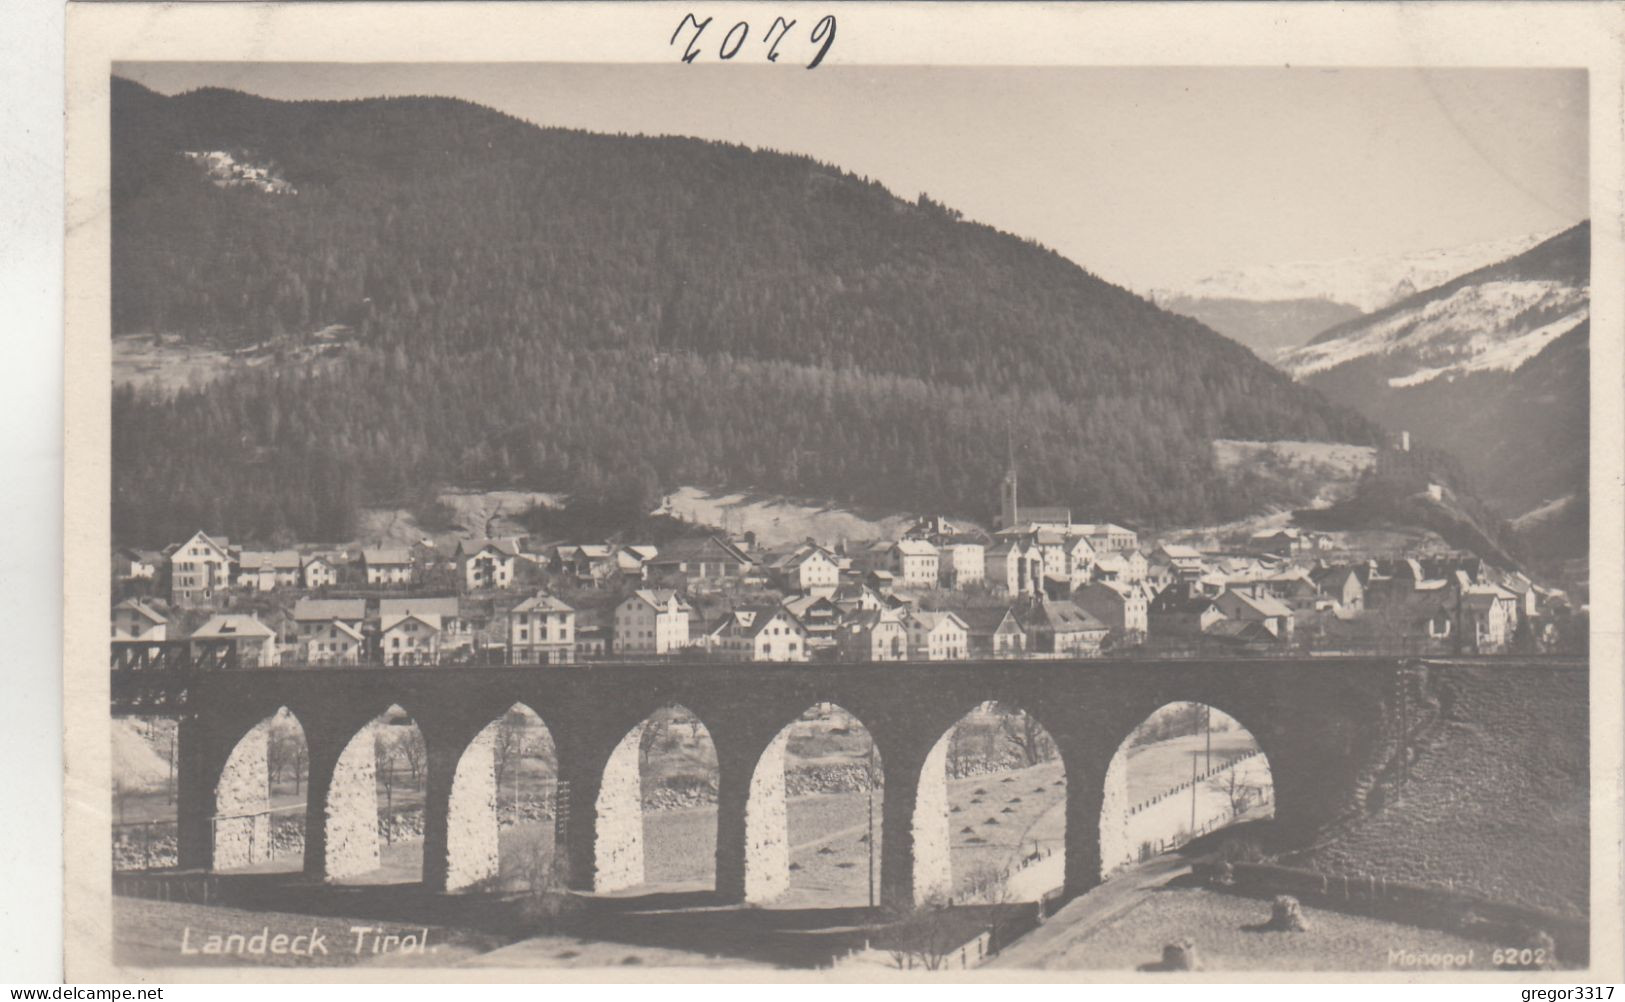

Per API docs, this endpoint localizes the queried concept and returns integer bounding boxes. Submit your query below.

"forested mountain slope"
[110,78,1378,546]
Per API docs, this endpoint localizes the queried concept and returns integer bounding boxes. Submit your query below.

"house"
[836,608,909,662]
[1017,598,1109,656]
[890,539,940,589]
[938,540,986,589]
[189,614,278,667]
[615,545,659,583]
[1075,581,1149,638]
[111,598,167,641]
[362,548,414,587]
[291,598,367,640]
[1032,528,1073,584]
[613,589,693,655]
[902,515,964,543]
[1202,619,1278,650]
[1404,597,1458,646]
[1143,560,1177,597]
[960,606,1028,658]
[1151,543,1206,577]
[865,569,897,594]
[1261,570,1323,611]
[1064,534,1098,588]
[1462,585,1519,652]
[1147,588,1223,638]
[455,538,520,591]
[904,610,970,661]
[1078,523,1139,555]
[507,593,576,665]
[781,594,840,654]
[1212,589,1294,639]
[303,621,364,665]
[115,548,160,581]
[848,540,898,575]
[169,530,234,606]
[1092,550,1147,586]
[380,611,442,665]
[1248,528,1305,557]
[708,606,810,662]
[831,582,888,615]
[378,597,475,651]
[551,544,627,587]
[985,538,1042,596]
[302,553,341,590]
[767,545,841,597]
[236,550,302,591]
[647,535,757,591]
[573,606,610,660]
[1311,566,1365,615]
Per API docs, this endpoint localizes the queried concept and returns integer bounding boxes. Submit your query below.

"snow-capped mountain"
[1279,278,1586,387]
[1277,224,1588,388]
[1165,228,1563,315]
[1279,222,1589,523]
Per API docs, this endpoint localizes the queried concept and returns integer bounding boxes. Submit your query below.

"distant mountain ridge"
[109,78,1381,545]
[1153,294,1363,359]
[1163,229,1562,315]
[1151,229,1565,360]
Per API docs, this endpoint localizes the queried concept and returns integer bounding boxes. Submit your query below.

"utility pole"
[1190,752,1197,835]
[867,734,877,911]
[513,736,523,815]
[1204,705,1211,772]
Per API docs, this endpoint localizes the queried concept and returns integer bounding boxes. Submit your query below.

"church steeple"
[1000,428,1019,530]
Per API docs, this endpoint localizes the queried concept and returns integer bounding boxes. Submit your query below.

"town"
[110,462,1577,669]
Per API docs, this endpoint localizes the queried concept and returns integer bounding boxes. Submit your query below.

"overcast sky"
[119,63,1588,291]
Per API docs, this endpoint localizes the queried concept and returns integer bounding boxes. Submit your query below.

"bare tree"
[878,899,973,972]
[947,727,969,779]
[1208,763,1263,820]
[394,728,425,784]
[998,709,1054,767]
[268,725,307,795]
[492,712,528,794]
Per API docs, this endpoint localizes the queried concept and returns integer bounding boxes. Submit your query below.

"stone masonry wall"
[325,723,381,880]
[1099,743,1131,878]
[911,733,952,904]
[593,723,646,892]
[743,729,791,903]
[213,718,272,870]
[445,725,501,892]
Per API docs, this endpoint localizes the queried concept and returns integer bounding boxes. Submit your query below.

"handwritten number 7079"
[670,15,837,68]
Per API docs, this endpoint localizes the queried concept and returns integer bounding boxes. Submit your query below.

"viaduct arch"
[150,658,1503,909]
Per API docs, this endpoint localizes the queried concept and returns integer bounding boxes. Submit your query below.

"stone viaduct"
[111,657,1563,911]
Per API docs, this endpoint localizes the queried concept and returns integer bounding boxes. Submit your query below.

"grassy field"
[1004,885,1510,972]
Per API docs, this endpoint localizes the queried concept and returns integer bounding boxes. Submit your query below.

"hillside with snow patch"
[1281,223,1589,522]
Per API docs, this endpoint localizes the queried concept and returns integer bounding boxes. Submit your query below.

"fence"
[1124,750,1273,863]
[112,819,177,871]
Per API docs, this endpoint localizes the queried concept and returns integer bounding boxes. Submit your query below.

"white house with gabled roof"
[904,609,969,660]
[169,530,234,606]
[613,589,692,655]
[362,548,414,586]
[111,598,167,641]
[508,593,576,664]
[380,611,442,665]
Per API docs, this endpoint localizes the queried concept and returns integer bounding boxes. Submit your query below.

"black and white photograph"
[59,1,1622,983]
